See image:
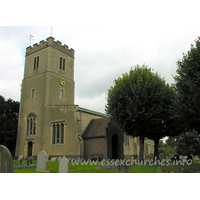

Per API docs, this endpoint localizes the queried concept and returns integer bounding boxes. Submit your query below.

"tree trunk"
[154,138,159,160]
[139,135,144,160]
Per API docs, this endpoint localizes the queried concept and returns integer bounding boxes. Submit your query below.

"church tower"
[15,37,80,159]
[23,36,75,106]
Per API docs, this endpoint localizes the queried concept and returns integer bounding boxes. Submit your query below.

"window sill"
[26,135,35,139]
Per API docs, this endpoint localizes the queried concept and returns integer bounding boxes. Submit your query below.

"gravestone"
[169,154,174,160]
[0,145,13,173]
[149,153,154,160]
[194,156,199,160]
[36,151,49,172]
[59,157,69,173]
[156,167,163,173]
[159,153,164,160]
[51,157,57,161]
[117,165,131,173]
[58,156,62,162]
[18,155,23,160]
[183,156,187,161]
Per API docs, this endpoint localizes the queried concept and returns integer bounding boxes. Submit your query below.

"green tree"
[158,140,177,156]
[166,131,200,156]
[0,95,19,156]
[174,37,200,133]
[106,65,177,159]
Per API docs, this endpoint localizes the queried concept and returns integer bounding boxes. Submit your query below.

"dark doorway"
[112,133,119,159]
[28,141,33,157]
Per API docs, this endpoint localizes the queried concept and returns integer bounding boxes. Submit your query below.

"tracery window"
[26,113,37,136]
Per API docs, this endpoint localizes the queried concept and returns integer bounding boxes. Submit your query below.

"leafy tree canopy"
[106,65,177,158]
[106,65,176,139]
[166,131,200,156]
[174,37,200,133]
[158,140,177,156]
[0,95,19,155]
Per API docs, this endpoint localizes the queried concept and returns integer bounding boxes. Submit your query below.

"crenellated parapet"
[26,36,74,58]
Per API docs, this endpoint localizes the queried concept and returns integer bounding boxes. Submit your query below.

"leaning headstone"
[150,153,154,160]
[59,157,69,173]
[0,145,13,173]
[58,156,62,162]
[117,165,131,173]
[18,155,23,160]
[159,153,164,160]
[36,151,49,172]
[51,157,57,161]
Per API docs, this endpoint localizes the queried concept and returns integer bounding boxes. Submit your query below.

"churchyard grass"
[13,159,200,173]
[14,161,117,173]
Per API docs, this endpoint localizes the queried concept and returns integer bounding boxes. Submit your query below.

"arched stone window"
[26,113,37,135]
[57,124,60,143]
[51,122,65,144]
[52,124,56,144]
[61,123,64,144]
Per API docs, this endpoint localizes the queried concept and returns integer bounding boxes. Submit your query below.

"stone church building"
[15,36,154,160]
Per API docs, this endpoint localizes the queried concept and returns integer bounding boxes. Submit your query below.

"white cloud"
[0,38,24,100]
[1,0,200,111]
[75,93,107,113]
[0,80,21,101]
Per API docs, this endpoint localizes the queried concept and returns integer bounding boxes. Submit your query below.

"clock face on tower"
[59,78,66,86]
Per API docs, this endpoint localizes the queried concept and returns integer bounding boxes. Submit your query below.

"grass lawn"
[13,159,200,173]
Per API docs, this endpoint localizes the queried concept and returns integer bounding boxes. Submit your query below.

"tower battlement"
[26,36,74,58]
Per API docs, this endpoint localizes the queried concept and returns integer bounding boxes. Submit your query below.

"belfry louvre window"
[52,123,64,144]
[63,58,65,70]
[33,56,39,69]
[59,57,65,71]
[26,113,37,136]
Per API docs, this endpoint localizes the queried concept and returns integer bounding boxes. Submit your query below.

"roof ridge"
[78,107,108,117]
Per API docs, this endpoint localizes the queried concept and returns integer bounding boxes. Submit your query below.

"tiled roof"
[82,117,111,139]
